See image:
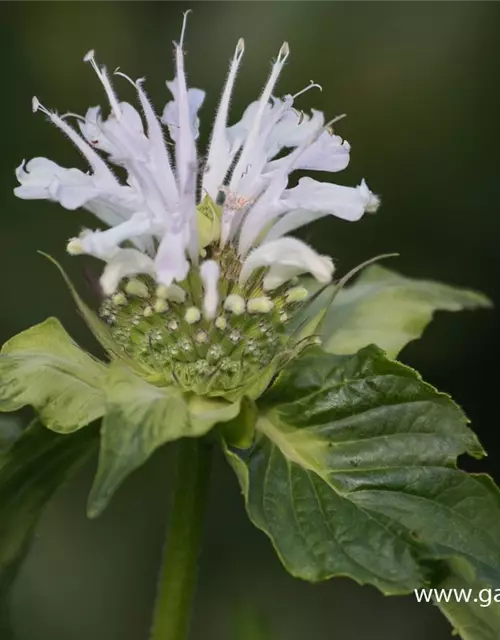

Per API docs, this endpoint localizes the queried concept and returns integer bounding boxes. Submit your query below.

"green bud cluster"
[99,263,310,396]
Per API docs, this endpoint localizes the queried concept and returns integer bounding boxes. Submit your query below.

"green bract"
[0,257,495,640]
[297,264,492,357]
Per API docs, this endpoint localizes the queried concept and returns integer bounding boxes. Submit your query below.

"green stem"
[150,438,212,640]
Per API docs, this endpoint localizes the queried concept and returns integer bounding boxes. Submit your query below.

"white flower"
[239,237,334,291]
[14,12,378,301]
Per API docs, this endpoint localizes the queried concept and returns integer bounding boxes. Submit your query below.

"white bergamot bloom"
[14,13,379,395]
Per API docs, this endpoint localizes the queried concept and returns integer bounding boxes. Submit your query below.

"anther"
[32,96,51,117]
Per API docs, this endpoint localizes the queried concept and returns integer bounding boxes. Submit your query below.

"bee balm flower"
[14,13,379,395]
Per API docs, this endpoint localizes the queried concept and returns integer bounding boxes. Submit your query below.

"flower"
[13,12,379,394]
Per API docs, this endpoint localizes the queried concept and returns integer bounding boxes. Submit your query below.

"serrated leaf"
[301,265,492,358]
[88,363,240,517]
[0,318,106,432]
[224,346,500,599]
[0,420,98,631]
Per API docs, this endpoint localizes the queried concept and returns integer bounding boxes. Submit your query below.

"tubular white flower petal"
[229,41,290,192]
[237,173,289,255]
[99,248,156,296]
[38,106,118,184]
[169,14,201,196]
[155,227,191,286]
[14,158,141,229]
[202,38,245,199]
[79,213,154,259]
[240,237,334,289]
[162,85,205,144]
[84,50,122,120]
[265,107,324,160]
[200,260,220,319]
[263,208,325,243]
[237,115,341,255]
[266,131,350,174]
[134,80,179,211]
[281,176,378,221]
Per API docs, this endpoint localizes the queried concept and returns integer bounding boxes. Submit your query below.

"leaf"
[302,265,492,358]
[224,345,500,598]
[88,363,240,517]
[0,420,98,631]
[435,559,500,640]
[0,318,106,432]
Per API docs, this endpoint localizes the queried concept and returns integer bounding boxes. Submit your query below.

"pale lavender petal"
[281,176,379,221]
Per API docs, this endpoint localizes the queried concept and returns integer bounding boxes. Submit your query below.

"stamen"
[32,96,51,117]
[60,112,86,122]
[83,49,122,120]
[325,113,347,133]
[179,10,192,50]
[292,80,323,100]
[114,69,142,88]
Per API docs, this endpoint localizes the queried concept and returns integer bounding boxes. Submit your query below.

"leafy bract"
[88,363,241,517]
[0,318,106,432]
[224,346,500,598]
[298,265,491,358]
[40,252,149,376]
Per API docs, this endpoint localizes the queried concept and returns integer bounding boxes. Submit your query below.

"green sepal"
[88,363,241,518]
[0,318,106,432]
[299,265,492,358]
[223,345,500,599]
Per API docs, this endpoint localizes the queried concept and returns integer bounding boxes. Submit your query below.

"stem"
[150,438,212,640]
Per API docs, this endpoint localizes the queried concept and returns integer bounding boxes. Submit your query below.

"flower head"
[14,13,379,395]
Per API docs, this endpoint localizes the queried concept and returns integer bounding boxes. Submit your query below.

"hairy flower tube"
[14,13,379,395]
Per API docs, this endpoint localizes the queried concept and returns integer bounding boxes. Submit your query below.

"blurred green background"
[1,2,499,639]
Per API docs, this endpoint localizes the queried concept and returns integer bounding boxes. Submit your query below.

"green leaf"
[302,265,492,358]
[435,559,500,640]
[0,420,98,630]
[0,318,106,432]
[224,345,500,597]
[88,363,240,517]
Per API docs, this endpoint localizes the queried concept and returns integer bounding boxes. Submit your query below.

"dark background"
[1,2,499,639]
